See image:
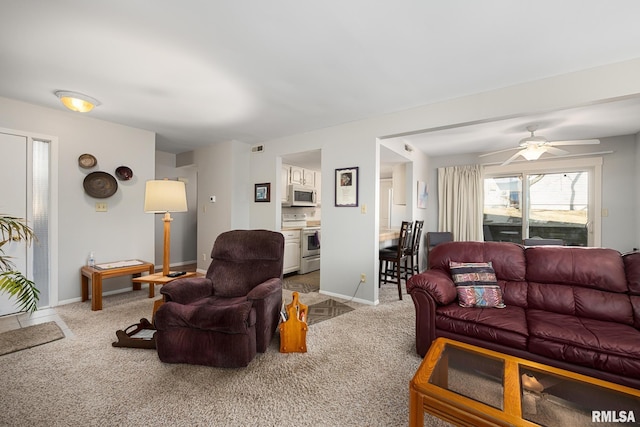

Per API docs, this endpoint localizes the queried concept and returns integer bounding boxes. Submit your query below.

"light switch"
[361,204,367,214]
[602,208,609,217]
[95,202,108,212]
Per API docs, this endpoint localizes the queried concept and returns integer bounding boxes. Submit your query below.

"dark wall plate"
[83,171,118,198]
[115,166,133,181]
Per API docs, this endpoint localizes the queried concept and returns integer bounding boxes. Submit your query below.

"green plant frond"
[0,271,40,314]
[0,215,36,245]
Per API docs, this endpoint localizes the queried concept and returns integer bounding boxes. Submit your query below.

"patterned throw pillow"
[449,261,505,308]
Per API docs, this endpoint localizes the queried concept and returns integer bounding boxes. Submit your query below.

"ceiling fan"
[480,125,600,166]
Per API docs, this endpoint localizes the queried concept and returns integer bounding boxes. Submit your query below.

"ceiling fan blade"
[545,146,569,156]
[551,139,600,146]
[478,146,520,157]
[501,150,525,166]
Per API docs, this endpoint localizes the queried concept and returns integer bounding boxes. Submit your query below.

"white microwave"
[285,184,317,207]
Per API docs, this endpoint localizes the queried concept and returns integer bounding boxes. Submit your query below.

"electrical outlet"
[95,202,107,212]
[360,273,366,283]
[202,253,207,261]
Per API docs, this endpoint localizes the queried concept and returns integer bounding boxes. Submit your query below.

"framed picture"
[254,183,271,202]
[417,181,428,209]
[335,167,359,207]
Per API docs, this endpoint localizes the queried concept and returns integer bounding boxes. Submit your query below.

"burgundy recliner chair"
[154,229,284,367]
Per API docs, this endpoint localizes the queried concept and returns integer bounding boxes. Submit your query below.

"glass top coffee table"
[409,338,640,426]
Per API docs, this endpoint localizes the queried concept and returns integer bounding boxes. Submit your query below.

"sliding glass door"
[484,169,592,246]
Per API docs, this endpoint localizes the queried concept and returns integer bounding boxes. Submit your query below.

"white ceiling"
[2,1,640,156]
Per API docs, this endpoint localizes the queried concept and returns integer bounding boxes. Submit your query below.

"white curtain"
[438,164,483,241]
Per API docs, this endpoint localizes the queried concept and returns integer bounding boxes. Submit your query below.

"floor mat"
[307,299,354,325]
[0,321,64,356]
[283,280,320,294]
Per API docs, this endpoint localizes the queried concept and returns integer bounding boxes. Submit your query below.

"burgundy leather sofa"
[154,229,284,368]
[406,241,640,389]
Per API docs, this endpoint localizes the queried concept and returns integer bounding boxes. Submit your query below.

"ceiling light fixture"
[55,90,101,113]
[521,145,546,161]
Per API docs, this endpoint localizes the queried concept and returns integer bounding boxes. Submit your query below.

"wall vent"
[251,144,264,153]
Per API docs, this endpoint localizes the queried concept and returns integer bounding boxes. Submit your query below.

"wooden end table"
[131,271,198,298]
[410,338,640,426]
[80,260,154,311]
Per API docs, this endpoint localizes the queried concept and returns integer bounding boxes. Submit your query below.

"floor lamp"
[144,179,188,276]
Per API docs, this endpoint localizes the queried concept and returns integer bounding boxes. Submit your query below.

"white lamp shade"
[522,146,546,161]
[144,180,188,213]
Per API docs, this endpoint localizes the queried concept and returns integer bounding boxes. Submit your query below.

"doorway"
[0,133,51,315]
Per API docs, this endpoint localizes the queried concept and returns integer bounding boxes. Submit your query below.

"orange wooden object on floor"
[279,292,308,353]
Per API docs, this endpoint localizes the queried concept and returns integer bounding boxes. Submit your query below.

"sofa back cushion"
[526,246,634,325]
[207,229,285,298]
[429,241,528,308]
[622,251,640,329]
[526,247,627,292]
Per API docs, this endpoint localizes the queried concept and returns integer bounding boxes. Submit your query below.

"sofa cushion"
[527,309,640,378]
[623,251,640,295]
[436,304,528,349]
[450,261,505,308]
[430,241,526,282]
[528,282,634,325]
[526,246,627,293]
[155,300,256,334]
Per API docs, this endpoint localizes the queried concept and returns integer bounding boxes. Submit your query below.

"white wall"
[248,58,640,304]
[154,151,198,268]
[192,140,250,271]
[0,96,155,303]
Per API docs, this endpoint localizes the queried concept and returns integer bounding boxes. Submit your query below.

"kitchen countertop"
[379,228,400,242]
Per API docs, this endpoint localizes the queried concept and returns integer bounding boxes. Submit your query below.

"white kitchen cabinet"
[281,165,291,204]
[290,166,304,185]
[315,172,321,205]
[282,229,301,274]
[303,169,315,187]
[289,165,316,187]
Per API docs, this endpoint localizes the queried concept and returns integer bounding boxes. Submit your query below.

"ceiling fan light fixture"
[522,145,546,161]
[55,90,101,112]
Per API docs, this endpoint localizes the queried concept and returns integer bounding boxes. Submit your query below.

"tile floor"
[0,308,73,338]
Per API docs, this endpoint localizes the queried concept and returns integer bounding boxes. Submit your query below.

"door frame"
[1,127,59,310]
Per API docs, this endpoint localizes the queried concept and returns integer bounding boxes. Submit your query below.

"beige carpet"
[0,321,64,356]
[0,282,453,427]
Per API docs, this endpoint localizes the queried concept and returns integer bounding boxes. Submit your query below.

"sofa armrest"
[160,277,213,304]
[406,269,457,305]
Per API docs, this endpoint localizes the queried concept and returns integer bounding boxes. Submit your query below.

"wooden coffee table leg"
[149,283,155,298]
[409,382,425,427]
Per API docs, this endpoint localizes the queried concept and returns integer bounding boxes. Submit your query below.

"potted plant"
[0,215,39,313]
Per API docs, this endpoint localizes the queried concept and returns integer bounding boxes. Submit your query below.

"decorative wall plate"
[115,166,133,181]
[78,153,97,169]
[83,171,118,198]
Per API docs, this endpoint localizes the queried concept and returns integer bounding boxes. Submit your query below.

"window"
[483,158,602,246]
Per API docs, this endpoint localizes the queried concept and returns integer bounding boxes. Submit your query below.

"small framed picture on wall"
[254,183,271,202]
[335,166,359,207]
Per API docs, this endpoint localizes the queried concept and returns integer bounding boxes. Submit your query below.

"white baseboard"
[319,289,378,306]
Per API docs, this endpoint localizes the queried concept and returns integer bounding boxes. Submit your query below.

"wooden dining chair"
[408,220,424,275]
[379,221,412,300]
